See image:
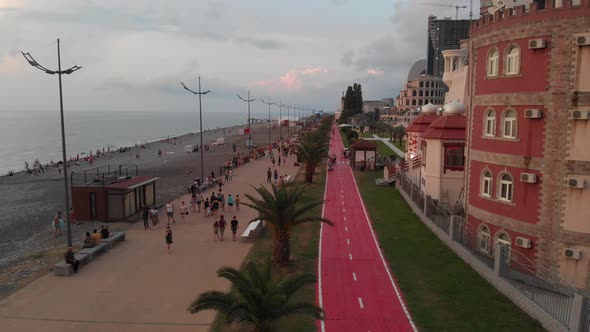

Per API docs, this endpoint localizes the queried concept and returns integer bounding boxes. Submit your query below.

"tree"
[188,259,324,332]
[339,83,363,124]
[373,107,381,122]
[295,130,329,183]
[392,125,406,144]
[243,183,334,266]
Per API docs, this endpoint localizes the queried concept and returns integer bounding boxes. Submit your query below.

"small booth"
[350,140,377,171]
[71,165,159,222]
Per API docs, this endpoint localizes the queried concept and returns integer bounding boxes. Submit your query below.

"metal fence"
[411,184,424,212]
[498,245,577,328]
[425,196,450,233]
[400,172,411,197]
[71,164,139,186]
[451,216,496,269]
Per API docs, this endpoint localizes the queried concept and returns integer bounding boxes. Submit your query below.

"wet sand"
[0,123,292,273]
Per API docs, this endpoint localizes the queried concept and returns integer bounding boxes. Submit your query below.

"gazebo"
[350,140,377,170]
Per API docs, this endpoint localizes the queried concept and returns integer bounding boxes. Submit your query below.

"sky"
[0,0,480,113]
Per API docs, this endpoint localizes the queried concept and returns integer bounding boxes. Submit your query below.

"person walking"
[278,156,281,167]
[213,219,219,241]
[165,226,173,253]
[267,167,272,183]
[228,169,233,181]
[218,215,227,241]
[204,197,211,217]
[190,191,197,212]
[227,194,235,211]
[180,201,188,221]
[166,201,176,224]
[235,194,240,211]
[197,193,203,213]
[230,216,239,241]
[142,205,150,230]
[150,205,159,229]
[69,208,79,226]
[52,212,63,237]
[274,169,278,184]
[225,169,229,182]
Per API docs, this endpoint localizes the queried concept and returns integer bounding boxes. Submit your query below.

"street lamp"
[260,97,275,147]
[21,39,82,247]
[181,77,210,184]
[238,91,256,147]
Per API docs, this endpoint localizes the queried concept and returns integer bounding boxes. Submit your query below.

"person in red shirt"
[69,208,79,226]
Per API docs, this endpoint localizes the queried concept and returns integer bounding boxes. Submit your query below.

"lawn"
[340,129,350,148]
[355,172,545,332]
[392,140,406,153]
[212,164,326,332]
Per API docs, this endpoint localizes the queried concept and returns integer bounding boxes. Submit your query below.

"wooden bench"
[241,220,263,243]
[99,231,126,249]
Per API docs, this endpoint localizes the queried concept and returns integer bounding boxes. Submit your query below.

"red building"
[465,0,590,288]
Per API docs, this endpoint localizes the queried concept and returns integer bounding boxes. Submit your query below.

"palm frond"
[187,290,236,314]
[280,302,325,320]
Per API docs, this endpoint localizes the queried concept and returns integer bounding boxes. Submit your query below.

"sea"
[0,110,285,174]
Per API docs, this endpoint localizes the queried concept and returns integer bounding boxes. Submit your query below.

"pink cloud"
[250,66,328,91]
[367,68,384,75]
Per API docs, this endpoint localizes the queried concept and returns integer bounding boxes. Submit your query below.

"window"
[419,90,423,97]
[418,99,423,106]
[487,48,499,77]
[443,144,465,171]
[421,140,427,166]
[412,99,416,106]
[426,81,430,88]
[554,0,563,8]
[498,173,514,202]
[505,46,520,75]
[502,109,517,138]
[419,81,424,88]
[482,171,492,197]
[412,90,417,97]
[497,232,511,262]
[478,226,491,254]
[484,109,496,137]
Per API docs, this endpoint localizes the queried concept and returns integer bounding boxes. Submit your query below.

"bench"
[99,231,126,249]
[53,252,93,276]
[284,175,292,183]
[241,220,263,243]
[75,242,109,262]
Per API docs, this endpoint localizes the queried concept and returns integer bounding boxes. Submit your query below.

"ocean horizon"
[0,110,295,174]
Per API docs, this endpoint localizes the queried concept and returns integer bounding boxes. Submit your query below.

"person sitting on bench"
[82,232,94,248]
[91,229,101,245]
[65,247,79,273]
[100,225,110,239]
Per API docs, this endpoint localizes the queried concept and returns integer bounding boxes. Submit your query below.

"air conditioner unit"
[528,39,546,49]
[521,173,538,183]
[577,34,590,46]
[524,109,542,119]
[565,248,581,260]
[567,177,585,189]
[570,110,589,120]
[515,237,532,249]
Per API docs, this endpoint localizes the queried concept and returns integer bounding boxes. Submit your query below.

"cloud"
[367,68,384,75]
[251,66,328,91]
[237,37,285,50]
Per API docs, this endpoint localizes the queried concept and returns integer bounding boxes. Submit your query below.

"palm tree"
[243,183,334,266]
[295,130,329,183]
[188,259,324,332]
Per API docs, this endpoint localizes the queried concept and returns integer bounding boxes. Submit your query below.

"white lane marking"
[343,216,347,221]
[345,226,348,232]
[358,297,364,309]
[342,208,346,213]
[349,164,418,331]
[317,138,332,332]
[346,238,350,245]
[349,253,353,261]
[353,272,357,281]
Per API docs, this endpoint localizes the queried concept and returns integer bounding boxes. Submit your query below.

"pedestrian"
[219,193,225,211]
[278,156,281,167]
[190,191,197,212]
[218,215,227,241]
[166,201,176,224]
[274,169,278,183]
[212,198,220,215]
[225,169,229,182]
[197,193,203,212]
[204,198,211,217]
[69,208,79,226]
[227,194,235,211]
[52,212,63,237]
[230,216,239,241]
[218,176,223,189]
[165,226,173,253]
[271,157,275,166]
[235,194,240,211]
[142,205,150,230]
[64,247,80,273]
[213,219,219,241]
[150,205,159,229]
[180,201,188,221]
[267,167,272,183]
[228,169,233,181]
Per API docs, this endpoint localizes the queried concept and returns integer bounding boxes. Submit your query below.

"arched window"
[425,90,430,97]
[419,90,423,97]
[405,100,409,106]
[497,232,511,262]
[487,48,499,77]
[482,170,492,197]
[412,90,417,97]
[412,99,416,106]
[498,173,514,202]
[502,109,517,138]
[418,99,423,106]
[484,109,496,137]
[419,81,424,88]
[506,46,521,75]
[478,226,491,254]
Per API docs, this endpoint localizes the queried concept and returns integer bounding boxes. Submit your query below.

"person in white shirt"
[166,201,176,224]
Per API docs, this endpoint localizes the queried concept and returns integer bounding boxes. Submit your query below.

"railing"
[71,164,139,186]
[425,196,450,233]
[451,216,496,269]
[411,184,424,212]
[400,172,411,196]
[498,245,577,328]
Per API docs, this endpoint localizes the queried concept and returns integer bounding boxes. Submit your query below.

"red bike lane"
[317,126,417,332]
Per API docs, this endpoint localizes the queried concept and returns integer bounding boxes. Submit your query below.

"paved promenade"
[318,127,416,332]
[364,134,405,158]
[0,149,300,332]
